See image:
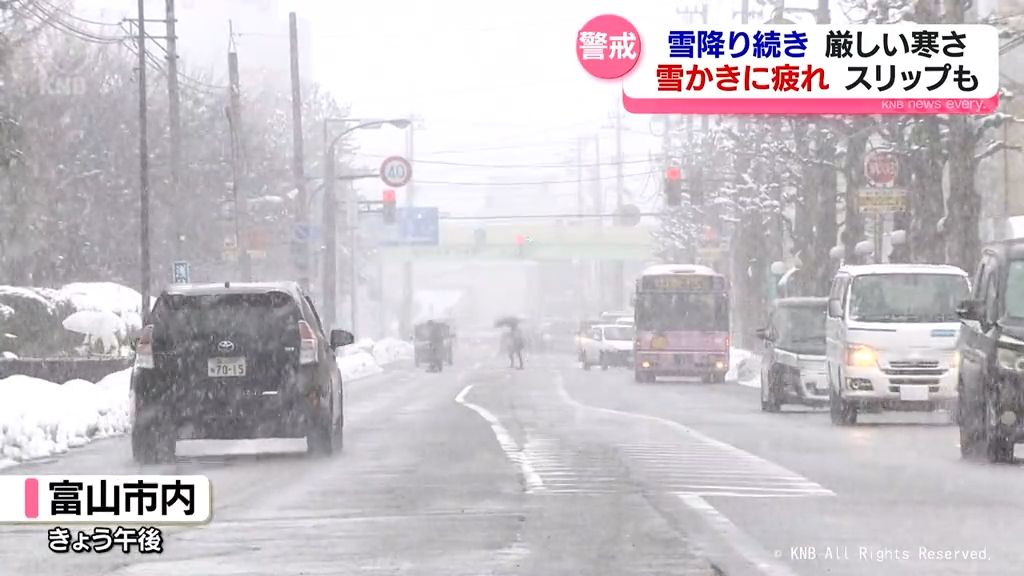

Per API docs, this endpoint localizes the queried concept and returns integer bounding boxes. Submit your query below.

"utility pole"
[376,248,385,337]
[400,121,416,337]
[349,183,358,335]
[577,137,585,215]
[612,107,624,308]
[576,137,586,318]
[593,134,604,311]
[322,129,338,328]
[165,0,182,257]
[227,40,251,281]
[288,12,309,290]
[137,0,151,323]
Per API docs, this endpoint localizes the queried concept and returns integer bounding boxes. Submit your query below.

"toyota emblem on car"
[217,340,235,353]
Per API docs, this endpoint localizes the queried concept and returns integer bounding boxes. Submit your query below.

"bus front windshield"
[635,291,728,332]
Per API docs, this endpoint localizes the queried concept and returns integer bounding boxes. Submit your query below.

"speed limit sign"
[380,155,412,188]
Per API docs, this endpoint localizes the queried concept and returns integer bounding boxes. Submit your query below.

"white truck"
[825,264,970,425]
[579,324,635,370]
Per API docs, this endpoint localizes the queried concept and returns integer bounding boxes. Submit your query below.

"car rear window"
[152,292,301,345]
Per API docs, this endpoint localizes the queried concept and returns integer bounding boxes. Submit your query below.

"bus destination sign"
[641,274,718,292]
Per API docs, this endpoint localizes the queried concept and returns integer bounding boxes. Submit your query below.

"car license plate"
[900,385,929,401]
[208,357,246,378]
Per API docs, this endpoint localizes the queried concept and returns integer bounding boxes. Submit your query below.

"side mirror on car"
[828,299,844,318]
[956,299,983,322]
[755,327,769,340]
[330,329,355,349]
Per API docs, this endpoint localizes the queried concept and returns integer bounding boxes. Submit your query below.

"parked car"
[957,239,1024,462]
[131,281,353,463]
[579,323,635,370]
[825,264,970,426]
[756,297,829,412]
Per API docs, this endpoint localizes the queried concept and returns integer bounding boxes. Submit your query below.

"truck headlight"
[846,345,878,368]
[997,348,1024,372]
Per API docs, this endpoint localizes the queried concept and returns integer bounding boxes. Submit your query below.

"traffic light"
[691,167,704,207]
[382,189,396,224]
[664,166,682,207]
[515,234,525,257]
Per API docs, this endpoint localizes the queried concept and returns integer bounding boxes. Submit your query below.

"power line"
[411,172,653,186]
[14,0,227,97]
[416,138,600,157]
[359,155,655,169]
[438,212,661,221]
[36,0,121,28]
[15,0,123,44]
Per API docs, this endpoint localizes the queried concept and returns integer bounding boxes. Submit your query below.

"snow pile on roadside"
[0,368,131,468]
[370,337,413,365]
[337,351,383,381]
[728,348,761,388]
[335,337,412,381]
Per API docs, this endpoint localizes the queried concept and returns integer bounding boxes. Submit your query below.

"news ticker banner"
[0,475,212,524]
[576,15,999,115]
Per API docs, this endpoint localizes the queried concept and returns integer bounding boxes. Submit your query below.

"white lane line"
[679,494,800,576]
[455,374,544,493]
[553,373,834,497]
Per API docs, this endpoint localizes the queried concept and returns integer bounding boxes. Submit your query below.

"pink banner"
[623,93,999,115]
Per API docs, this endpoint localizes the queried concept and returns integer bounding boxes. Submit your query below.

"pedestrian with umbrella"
[495,316,525,370]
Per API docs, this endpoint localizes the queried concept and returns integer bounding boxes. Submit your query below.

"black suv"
[131,282,354,463]
[957,239,1024,462]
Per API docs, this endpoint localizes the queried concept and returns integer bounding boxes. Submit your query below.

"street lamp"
[322,118,411,331]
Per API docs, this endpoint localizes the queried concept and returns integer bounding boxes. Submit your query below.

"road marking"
[679,494,800,576]
[455,371,544,493]
[552,374,835,498]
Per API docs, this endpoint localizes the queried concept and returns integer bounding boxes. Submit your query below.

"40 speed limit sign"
[380,156,412,188]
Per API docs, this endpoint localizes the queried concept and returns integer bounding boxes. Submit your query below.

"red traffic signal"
[665,166,682,181]
[382,189,396,224]
[515,234,526,246]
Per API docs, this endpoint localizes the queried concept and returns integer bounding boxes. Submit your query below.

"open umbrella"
[63,310,124,340]
[63,310,125,354]
[494,316,520,329]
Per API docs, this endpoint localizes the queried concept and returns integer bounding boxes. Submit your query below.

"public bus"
[632,264,730,383]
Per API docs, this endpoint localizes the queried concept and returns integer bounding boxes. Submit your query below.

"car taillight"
[135,324,154,369]
[298,320,318,365]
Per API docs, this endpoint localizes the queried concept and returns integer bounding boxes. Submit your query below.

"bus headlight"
[846,345,878,368]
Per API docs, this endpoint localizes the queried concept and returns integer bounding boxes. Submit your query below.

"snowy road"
[0,347,1021,575]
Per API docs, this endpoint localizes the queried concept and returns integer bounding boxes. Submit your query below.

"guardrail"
[0,357,134,384]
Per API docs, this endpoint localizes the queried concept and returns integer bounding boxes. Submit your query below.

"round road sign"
[864,150,898,187]
[380,155,412,188]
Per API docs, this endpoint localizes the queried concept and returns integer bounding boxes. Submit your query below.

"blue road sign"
[293,224,321,242]
[398,207,439,246]
[172,261,190,284]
